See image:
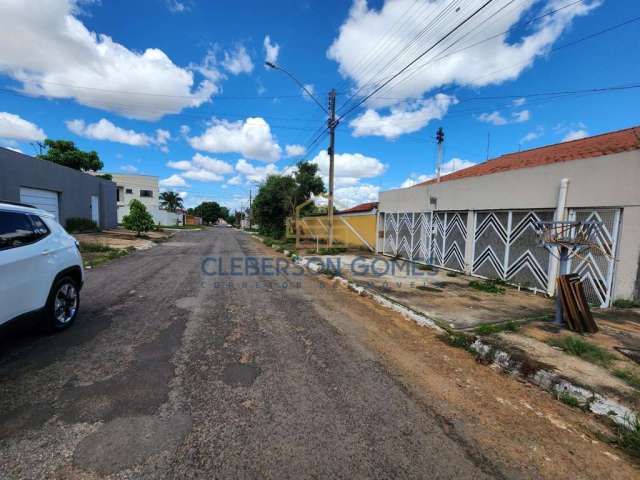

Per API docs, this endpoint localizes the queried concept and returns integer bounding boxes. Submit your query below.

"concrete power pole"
[327,89,337,247]
[436,127,444,183]
[248,189,252,228]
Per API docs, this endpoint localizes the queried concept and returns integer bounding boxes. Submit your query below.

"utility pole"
[248,189,252,228]
[436,127,444,183]
[327,89,337,247]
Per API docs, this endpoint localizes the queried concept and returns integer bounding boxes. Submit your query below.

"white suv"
[0,202,84,332]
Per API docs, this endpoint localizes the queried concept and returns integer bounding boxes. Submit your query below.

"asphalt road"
[0,228,507,479]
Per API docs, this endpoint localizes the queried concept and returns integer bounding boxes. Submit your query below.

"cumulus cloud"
[120,164,138,173]
[478,109,530,126]
[165,153,233,184]
[350,94,455,139]
[328,0,599,108]
[520,126,544,144]
[221,45,254,75]
[227,175,242,185]
[66,118,171,148]
[166,0,188,13]
[285,144,306,157]
[335,184,380,208]
[311,150,387,179]
[188,117,281,162]
[400,158,476,188]
[0,0,219,120]
[562,129,589,142]
[160,174,189,187]
[263,35,280,66]
[235,158,279,183]
[0,112,46,141]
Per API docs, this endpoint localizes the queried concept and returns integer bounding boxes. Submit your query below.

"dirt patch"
[221,363,260,387]
[308,274,640,478]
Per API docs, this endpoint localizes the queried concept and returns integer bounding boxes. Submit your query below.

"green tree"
[37,139,103,172]
[192,201,224,224]
[252,175,297,238]
[251,160,325,238]
[159,191,184,212]
[122,199,155,236]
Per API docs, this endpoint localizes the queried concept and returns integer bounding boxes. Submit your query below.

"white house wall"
[378,150,640,303]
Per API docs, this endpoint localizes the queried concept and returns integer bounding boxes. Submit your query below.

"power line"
[337,0,497,124]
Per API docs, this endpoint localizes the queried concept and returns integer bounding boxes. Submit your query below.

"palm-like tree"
[159,191,184,212]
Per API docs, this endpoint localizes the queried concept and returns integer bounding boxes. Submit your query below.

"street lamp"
[265,61,338,246]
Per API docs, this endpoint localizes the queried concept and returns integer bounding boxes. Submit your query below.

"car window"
[0,211,46,250]
[29,215,51,240]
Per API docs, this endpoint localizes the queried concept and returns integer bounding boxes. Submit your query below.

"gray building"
[0,147,117,229]
[377,126,640,307]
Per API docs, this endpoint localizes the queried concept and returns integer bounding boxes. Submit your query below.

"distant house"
[338,202,378,216]
[110,173,181,225]
[0,147,117,229]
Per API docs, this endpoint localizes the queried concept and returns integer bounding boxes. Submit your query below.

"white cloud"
[165,153,233,183]
[227,175,242,185]
[0,112,46,141]
[166,160,192,170]
[235,158,279,183]
[221,45,254,75]
[312,150,387,179]
[191,153,234,174]
[349,94,455,139]
[478,109,530,126]
[513,97,526,107]
[178,191,188,199]
[0,0,219,120]
[263,35,280,66]
[521,126,544,144]
[120,164,138,173]
[182,169,224,182]
[285,144,306,157]
[478,111,507,126]
[335,184,380,208]
[400,158,476,187]
[166,0,188,13]
[67,118,152,146]
[188,117,281,162]
[562,129,589,142]
[302,84,315,101]
[160,174,189,187]
[328,0,599,108]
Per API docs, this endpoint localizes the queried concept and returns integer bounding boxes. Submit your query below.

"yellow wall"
[293,213,377,250]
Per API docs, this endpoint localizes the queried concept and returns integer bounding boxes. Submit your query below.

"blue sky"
[0,0,638,210]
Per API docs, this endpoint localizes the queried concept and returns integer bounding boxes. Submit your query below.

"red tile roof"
[416,125,640,187]
[338,201,378,214]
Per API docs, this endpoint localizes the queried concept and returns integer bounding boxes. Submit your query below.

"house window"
[125,188,133,194]
[140,190,153,198]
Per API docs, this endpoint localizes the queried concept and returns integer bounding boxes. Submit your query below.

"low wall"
[294,213,377,250]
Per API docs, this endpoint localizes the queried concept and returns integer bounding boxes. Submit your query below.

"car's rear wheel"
[44,276,80,332]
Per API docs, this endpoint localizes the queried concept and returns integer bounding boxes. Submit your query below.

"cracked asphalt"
[1,228,634,479]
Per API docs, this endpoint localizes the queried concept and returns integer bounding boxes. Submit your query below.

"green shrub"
[612,298,640,309]
[613,369,640,390]
[469,280,505,294]
[440,332,475,351]
[558,392,581,408]
[318,247,347,255]
[547,336,616,368]
[474,321,520,335]
[66,217,98,233]
[618,415,640,458]
[122,199,155,236]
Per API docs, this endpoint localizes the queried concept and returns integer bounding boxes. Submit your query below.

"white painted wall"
[111,174,160,223]
[378,150,640,300]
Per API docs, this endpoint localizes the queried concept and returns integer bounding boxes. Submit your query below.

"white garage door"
[20,187,59,222]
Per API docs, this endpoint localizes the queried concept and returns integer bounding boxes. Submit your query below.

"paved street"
[0,229,637,479]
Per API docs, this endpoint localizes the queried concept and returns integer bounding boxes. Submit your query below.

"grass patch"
[612,298,640,309]
[614,369,640,390]
[439,331,475,351]
[468,279,505,294]
[474,321,520,336]
[318,247,347,255]
[80,243,134,268]
[558,392,582,409]
[547,335,616,368]
[618,416,640,458]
